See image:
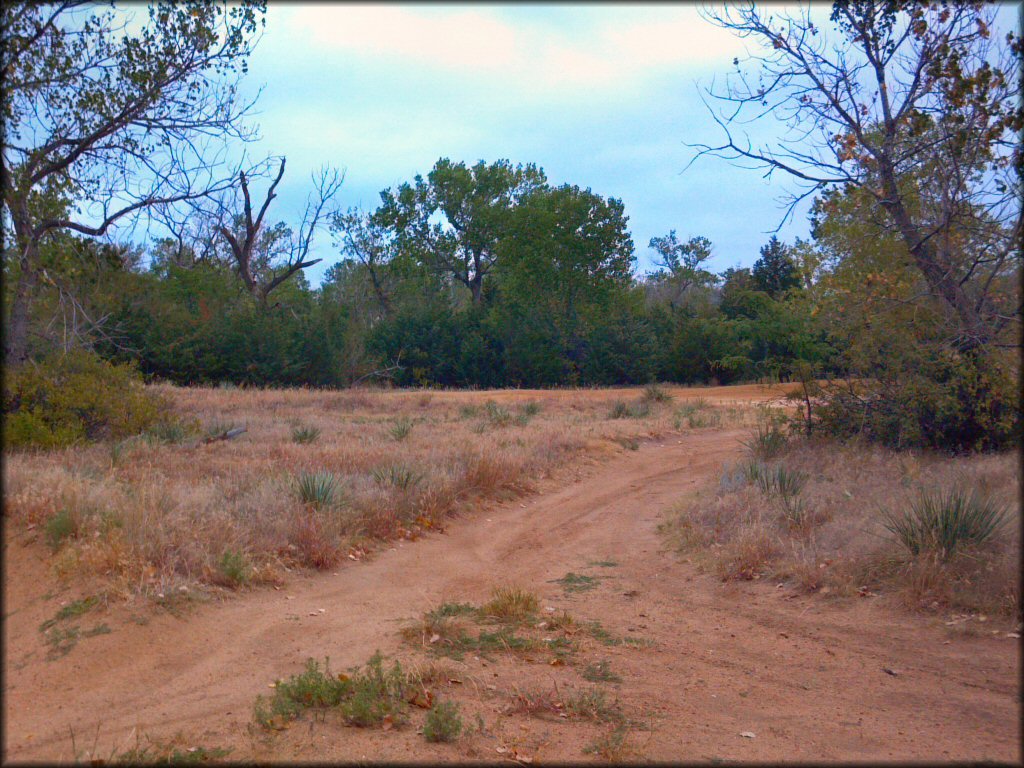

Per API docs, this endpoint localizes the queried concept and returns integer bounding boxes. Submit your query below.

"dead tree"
[217,158,344,304]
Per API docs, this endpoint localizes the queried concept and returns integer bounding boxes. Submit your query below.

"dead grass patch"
[663,436,1021,620]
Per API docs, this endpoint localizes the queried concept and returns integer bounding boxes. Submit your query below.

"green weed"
[423,700,462,743]
[552,572,600,593]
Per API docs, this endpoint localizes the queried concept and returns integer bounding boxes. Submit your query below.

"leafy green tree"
[752,236,801,298]
[2,0,267,365]
[646,232,718,310]
[373,158,547,304]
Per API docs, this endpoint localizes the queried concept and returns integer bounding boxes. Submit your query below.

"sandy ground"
[3,391,1020,763]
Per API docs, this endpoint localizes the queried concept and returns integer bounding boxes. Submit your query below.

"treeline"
[17,158,832,390]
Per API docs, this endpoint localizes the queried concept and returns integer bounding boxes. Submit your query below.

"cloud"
[277,5,746,96]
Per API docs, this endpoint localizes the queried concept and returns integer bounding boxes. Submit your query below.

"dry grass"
[3,384,760,601]
[662,436,1021,620]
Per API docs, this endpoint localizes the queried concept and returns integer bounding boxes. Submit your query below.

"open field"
[3,383,1020,763]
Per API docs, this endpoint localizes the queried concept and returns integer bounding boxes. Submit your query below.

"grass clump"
[565,687,625,723]
[582,659,622,683]
[423,700,462,743]
[608,400,650,420]
[742,419,788,459]
[296,471,339,509]
[480,586,538,621]
[883,485,1008,560]
[552,572,600,593]
[584,723,632,760]
[291,424,321,444]
[389,417,414,441]
[520,401,542,418]
[372,464,423,491]
[40,595,100,632]
[641,383,673,404]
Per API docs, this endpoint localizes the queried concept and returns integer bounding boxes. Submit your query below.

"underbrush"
[4,385,746,602]
[662,427,1020,621]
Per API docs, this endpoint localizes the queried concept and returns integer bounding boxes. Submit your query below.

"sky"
[193,2,1012,284]
[218,3,811,283]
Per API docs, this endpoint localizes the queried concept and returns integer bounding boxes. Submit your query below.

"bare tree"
[2,1,266,364]
[690,1,1021,351]
[330,207,396,317]
[215,158,344,304]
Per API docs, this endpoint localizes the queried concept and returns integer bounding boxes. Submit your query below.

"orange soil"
[3,387,1019,763]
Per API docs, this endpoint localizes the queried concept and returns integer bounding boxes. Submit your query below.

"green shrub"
[883,485,1008,559]
[296,471,339,508]
[217,550,251,588]
[254,657,352,728]
[808,352,1020,452]
[340,652,408,727]
[45,509,78,551]
[423,700,462,743]
[3,349,166,449]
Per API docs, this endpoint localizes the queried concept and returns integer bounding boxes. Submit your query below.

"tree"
[752,235,801,297]
[693,1,1021,352]
[373,158,547,304]
[214,158,344,304]
[2,0,266,365]
[646,231,718,309]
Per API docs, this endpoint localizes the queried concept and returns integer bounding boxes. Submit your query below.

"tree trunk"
[4,244,39,367]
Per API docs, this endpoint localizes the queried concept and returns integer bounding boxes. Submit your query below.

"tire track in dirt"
[4,428,1019,762]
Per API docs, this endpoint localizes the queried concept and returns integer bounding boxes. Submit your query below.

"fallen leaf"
[337,673,350,682]
[882,667,899,676]
[381,715,393,731]
[496,746,508,754]
[1007,633,1021,639]
[549,657,564,667]
[448,678,463,685]
[740,731,756,739]
[429,633,441,644]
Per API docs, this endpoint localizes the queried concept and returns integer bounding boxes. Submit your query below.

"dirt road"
[4,426,1019,762]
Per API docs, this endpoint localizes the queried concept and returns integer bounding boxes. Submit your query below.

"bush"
[45,509,78,551]
[341,652,408,727]
[883,485,1008,560]
[808,352,1020,452]
[641,383,673,404]
[423,700,462,743]
[3,349,167,449]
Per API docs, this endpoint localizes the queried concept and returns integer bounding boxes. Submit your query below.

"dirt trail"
[4,427,1019,763]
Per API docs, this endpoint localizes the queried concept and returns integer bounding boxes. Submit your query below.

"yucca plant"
[389,418,413,441]
[372,464,423,491]
[883,485,1008,560]
[742,421,788,459]
[641,383,673,404]
[291,425,321,444]
[296,471,339,508]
